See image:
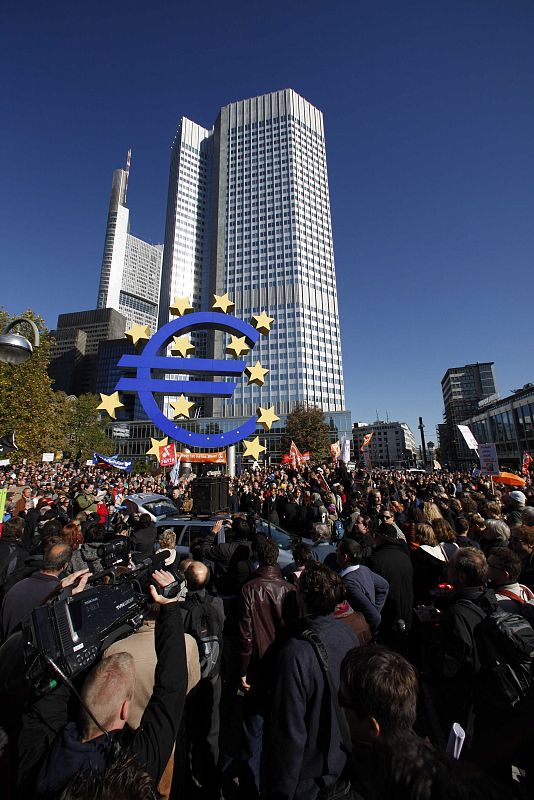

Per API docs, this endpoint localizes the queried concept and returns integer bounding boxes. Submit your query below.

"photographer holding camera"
[17,569,187,799]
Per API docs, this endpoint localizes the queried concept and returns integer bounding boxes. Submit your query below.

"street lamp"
[0,318,40,365]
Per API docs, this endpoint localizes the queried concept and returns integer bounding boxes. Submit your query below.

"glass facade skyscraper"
[159,89,346,419]
[98,152,163,332]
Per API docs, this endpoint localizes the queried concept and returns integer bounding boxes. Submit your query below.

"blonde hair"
[423,501,442,523]
[415,523,437,547]
[159,528,176,550]
[81,653,135,737]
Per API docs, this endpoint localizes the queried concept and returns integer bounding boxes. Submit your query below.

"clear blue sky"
[2,0,533,443]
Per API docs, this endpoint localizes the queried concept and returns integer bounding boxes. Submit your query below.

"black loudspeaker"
[0,431,18,453]
[192,476,230,515]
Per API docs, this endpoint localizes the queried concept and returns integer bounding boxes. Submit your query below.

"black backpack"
[459,595,534,712]
[181,593,223,679]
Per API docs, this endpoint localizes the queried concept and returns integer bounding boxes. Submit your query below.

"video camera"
[23,547,185,688]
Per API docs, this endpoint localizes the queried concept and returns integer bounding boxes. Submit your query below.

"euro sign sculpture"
[114,312,261,448]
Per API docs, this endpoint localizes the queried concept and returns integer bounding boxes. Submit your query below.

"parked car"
[155,516,228,561]
[123,492,179,521]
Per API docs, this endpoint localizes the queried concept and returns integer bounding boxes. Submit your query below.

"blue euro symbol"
[114,312,260,448]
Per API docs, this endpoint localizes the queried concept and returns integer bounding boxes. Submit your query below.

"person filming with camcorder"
[0,536,188,799]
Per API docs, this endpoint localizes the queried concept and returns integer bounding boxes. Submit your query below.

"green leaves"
[282,403,331,462]
[0,309,113,461]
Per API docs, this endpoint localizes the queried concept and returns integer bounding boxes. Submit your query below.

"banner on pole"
[159,443,177,467]
[92,452,133,472]
[180,451,227,464]
[457,425,479,451]
[341,438,351,464]
[479,443,499,476]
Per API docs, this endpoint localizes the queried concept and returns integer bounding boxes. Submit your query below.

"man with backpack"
[438,547,534,786]
[180,561,225,798]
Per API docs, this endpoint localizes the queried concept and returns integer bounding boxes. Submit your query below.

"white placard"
[457,425,479,451]
[479,443,500,476]
[42,452,54,462]
[86,459,94,466]
[0,459,10,467]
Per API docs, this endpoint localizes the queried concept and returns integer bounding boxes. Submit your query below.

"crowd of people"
[0,457,533,799]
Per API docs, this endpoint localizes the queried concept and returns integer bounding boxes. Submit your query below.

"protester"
[238,535,297,796]
[336,538,389,635]
[266,562,359,800]
[0,457,532,799]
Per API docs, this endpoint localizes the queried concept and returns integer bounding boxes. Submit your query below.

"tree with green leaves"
[0,309,69,461]
[282,403,331,462]
[66,394,114,462]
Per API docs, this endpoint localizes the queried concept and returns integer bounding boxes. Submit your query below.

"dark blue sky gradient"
[2,0,533,441]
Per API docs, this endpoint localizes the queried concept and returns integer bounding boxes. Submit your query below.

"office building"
[97,152,163,332]
[49,308,126,395]
[460,382,534,468]
[159,89,346,420]
[353,421,418,467]
[441,362,497,465]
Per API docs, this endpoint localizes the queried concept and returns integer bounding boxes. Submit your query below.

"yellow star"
[257,405,280,431]
[212,293,235,314]
[243,436,266,460]
[251,311,275,335]
[125,323,151,346]
[170,395,195,419]
[226,335,249,358]
[97,392,124,420]
[169,296,194,317]
[146,436,168,460]
[246,361,269,386]
[171,335,195,357]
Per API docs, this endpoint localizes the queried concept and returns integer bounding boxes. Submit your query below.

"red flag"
[522,453,533,476]
[330,441,341,463]
[360,432,373,452]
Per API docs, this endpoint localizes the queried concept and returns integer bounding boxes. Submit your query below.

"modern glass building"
[461,383,534,468]
[97,151,163,332]
[441,362,497,466]
[159,89,346,422]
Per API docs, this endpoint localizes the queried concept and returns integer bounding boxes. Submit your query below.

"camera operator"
[17,569,187,799]
[1,542,85,640]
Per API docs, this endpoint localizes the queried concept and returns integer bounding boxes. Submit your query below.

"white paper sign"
[479,443,500,475]
[457,425,479,451]
[42,452,54,462]
[0,459,10,467]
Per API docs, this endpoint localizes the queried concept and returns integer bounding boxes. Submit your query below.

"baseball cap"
[510,491,526,504]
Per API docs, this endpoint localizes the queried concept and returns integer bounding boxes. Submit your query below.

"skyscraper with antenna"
[97,150,163,332]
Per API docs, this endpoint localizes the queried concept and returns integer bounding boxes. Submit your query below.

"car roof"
[156,514,228,526]
[125,493,169,503]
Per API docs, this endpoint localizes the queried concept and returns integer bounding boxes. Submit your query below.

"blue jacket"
[266,614,359,800]
[340,565,389,633]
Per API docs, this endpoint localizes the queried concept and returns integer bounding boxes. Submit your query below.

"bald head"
[43,542,72,574]
[184,561,210,591]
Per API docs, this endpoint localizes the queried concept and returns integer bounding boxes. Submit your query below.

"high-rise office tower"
[97,152,163,332]
[441,362,497,465]
[160,89,345,418]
